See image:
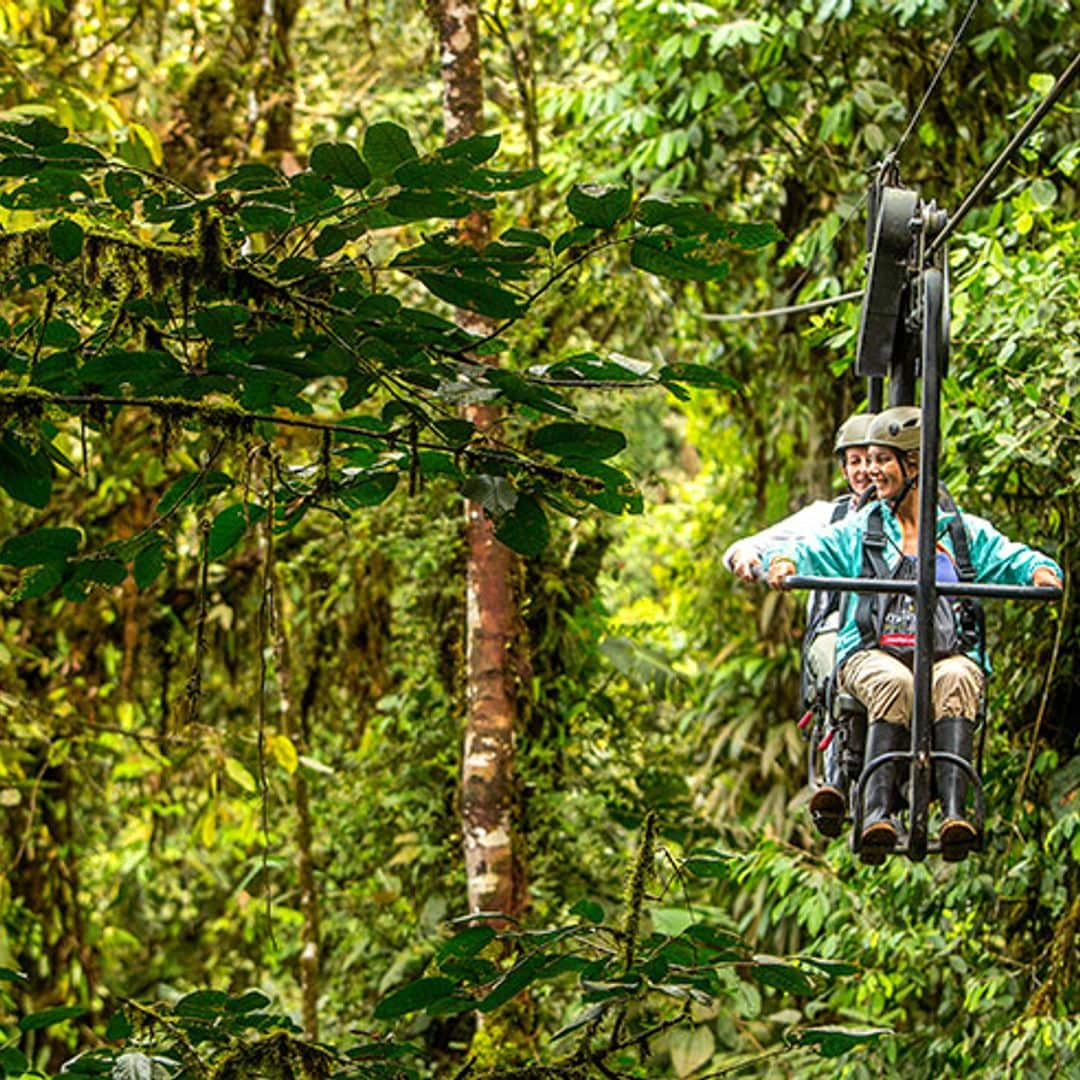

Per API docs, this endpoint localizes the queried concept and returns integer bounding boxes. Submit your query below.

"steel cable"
[893,0,981,159]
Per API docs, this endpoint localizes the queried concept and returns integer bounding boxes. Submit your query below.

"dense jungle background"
[1,0,1078,1077]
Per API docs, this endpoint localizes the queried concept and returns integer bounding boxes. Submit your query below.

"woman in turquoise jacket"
[768,406,1062,862]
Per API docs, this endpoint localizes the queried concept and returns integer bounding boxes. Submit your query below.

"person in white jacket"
[723,412,875,584]
[723,412,876,834]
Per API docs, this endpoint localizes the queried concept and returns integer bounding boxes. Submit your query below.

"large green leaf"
[175,989,228,1016]
[19,1005,88,1031]
[567,184,632,228]
[216,163,285,192]
[659,362,739,391]
[794,1026,892,1058]
[636,198,782,249]
[630,235,728,282]
[440,132,501,164]
[0,431,52,508]
[569,898,604,923]
[195,304,249,344]
[14,563,66,601]
[132,538,165,588]
[386,190,474,221]
[363,122,418,180]
[495,492,549,556]
[39,142,106,165]
[207,503,267,560]
[529,422,626,460]
[103,169,144,210]
[7,117,67,147]
[156,470,234,516]
[749,955,815,996]
[501,226,550,248]
[49,219,84,262]
[436,925,496,963]
[540,353,651,383]
[0,527,80,567]
[309,142,371,190]
[477,953,548,1013]
[0,1048,28,1076]
[373,977,456,1020]
[717,220,782,250]
[483,369,574,417]
[636,196,719,234]
[71,558,127,587]
[336,470,398,509]
[416,271,523,319]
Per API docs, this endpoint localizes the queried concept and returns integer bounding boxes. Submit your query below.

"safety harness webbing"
[852,490,985,664]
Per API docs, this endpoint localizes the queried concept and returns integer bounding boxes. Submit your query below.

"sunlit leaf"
[269,734,299,774]
[223,757,257,794]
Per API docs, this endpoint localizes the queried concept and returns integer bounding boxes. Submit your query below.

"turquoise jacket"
[767,501,1063,671]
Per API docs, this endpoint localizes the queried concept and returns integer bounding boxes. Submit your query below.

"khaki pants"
[839,649,984,727]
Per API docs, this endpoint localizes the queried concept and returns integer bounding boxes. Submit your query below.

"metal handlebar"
[783,575,1062,602]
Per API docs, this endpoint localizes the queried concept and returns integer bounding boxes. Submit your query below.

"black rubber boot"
[859,721,907,864]
[934,716,977,862]
[810,735,846,837]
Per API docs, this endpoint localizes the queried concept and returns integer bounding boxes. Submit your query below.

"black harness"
[852,491,986,667]
[804,495,853,641]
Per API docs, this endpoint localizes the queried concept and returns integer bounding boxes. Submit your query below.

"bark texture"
[434,0,527,921]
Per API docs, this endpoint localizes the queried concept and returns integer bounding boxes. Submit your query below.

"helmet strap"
[889,460,918,514]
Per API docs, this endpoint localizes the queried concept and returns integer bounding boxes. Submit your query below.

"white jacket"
[723,500,842,572]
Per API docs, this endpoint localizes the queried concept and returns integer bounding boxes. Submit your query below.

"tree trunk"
[433,0,526,921]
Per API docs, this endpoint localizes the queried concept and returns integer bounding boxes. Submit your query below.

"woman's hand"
[1032,566,1063,589]
[767,557,797,590]
[729,545,762,583]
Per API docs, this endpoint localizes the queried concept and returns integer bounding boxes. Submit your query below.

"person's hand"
[767,557,797,590]
[730,546,762,583]
[1033,566,1062,589]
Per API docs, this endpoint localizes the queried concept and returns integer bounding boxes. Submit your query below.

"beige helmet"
[834,412,877,455]
[868,406,921,453]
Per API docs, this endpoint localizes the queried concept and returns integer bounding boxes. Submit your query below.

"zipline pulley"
[793,165,1062,863]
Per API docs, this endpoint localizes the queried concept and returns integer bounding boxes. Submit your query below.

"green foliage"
[0,116,776,573]
[0,838,889,1079]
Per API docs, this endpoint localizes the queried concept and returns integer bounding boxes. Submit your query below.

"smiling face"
[868,445,917,500]
[840,446,872,496]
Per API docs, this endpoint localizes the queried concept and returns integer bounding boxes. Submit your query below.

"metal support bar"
[867,377,884,413]
[783,577,1061,602]
[908,266,947,860]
